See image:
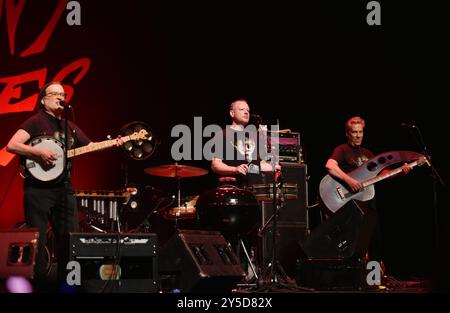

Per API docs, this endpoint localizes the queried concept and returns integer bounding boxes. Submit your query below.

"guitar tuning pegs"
[107,135,112,140]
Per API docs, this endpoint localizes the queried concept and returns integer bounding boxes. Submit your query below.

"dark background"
[1,0,448,280]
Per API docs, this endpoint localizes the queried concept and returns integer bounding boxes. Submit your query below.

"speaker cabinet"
[257,163,308,278]
[299,200,377,259]
[278,162,308,223]
[158,230,245,293]
[65,232,159,293]
[0,229,39,279]
[260,201,307,278]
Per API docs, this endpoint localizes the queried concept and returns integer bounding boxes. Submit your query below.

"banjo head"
[25,137,65,182]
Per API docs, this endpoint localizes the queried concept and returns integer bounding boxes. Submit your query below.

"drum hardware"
[144,163,208,229]
[236,238,259,287]
[128,195,176,233]
[163,195,198,220]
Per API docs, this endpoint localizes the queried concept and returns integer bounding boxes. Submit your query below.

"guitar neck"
[67,135,131,158]
[362,160,418,188]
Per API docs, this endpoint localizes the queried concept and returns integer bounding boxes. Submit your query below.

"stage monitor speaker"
[300,200,377,259]
[299,200,377,259]
[65,232,158,293]
[158,229,245,293]
[0,228,39,279]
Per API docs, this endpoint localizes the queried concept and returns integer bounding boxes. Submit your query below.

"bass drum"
[195,185,260,236]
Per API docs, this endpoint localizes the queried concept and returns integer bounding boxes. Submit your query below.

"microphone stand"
[416,126,445,251]
[256,126,309,292]
[408,125,445,252]
[63,103,70,233]
[56,102,70,285]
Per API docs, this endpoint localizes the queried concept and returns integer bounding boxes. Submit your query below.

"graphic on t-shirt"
[54,131,75,148]
[233,137,256,162]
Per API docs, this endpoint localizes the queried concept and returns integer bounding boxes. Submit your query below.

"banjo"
[23,129,148,183]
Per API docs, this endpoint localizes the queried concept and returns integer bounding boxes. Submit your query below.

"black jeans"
[24,182,78,284]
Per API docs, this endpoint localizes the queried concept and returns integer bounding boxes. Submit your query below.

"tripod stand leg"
[274,261,294,284]
[240,239,258,281]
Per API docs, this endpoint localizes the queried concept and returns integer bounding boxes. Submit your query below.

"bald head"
[229,99,250,127]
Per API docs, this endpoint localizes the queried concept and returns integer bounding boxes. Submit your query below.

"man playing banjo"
[7,82,123,288]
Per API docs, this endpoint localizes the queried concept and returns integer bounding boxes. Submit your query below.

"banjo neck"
[67,138,121,158]
[67,130,147,158]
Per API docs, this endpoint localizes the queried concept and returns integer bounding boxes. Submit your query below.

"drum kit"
[77,161,298,245]
[141,163,298,238]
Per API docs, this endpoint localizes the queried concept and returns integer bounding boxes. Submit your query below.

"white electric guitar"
[319,156,428,213]
[23,129,148,183]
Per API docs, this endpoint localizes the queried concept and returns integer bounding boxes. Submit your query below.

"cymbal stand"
[175,177,181,229]
[234,237,259,289]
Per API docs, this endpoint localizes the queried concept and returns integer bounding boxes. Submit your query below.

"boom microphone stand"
[256,157,296,291]
[405,124,445,251]
[256,158,309,291]
[55,100,71,286]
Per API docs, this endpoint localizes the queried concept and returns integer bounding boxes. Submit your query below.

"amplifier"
[268,131,302,163]
[65,232,159,293]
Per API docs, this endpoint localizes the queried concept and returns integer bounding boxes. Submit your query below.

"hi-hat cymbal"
[144,164,208,178]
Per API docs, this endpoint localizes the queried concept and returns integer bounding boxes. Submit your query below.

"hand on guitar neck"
[380,162,413,179]
[345,176,363,193]
[344,162,412,193]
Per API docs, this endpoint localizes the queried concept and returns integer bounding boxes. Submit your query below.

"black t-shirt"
[212,126,269,187]
[20,109,91,184]
[329,143,375,173]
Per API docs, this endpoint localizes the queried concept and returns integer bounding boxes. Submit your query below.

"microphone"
[401,122,416,128]
[59,100,72,109]
[250,113,263,126]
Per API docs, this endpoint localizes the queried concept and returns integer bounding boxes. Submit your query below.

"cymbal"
[144,164,208,178]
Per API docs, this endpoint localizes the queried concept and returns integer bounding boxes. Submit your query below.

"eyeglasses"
[46,92,67,99]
